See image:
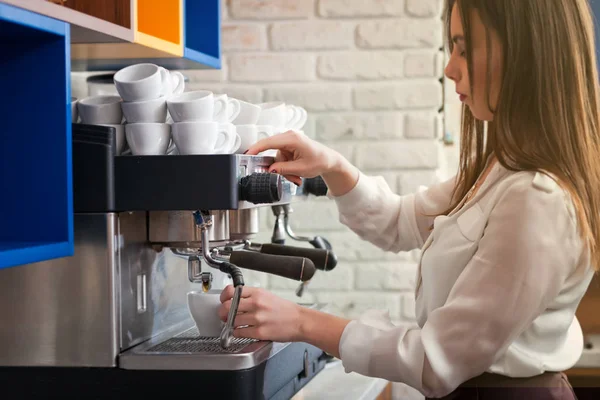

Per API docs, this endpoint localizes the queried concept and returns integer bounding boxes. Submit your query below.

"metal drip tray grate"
[147,327,257,354]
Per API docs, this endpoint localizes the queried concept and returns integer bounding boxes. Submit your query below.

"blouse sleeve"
[331,172,457,252]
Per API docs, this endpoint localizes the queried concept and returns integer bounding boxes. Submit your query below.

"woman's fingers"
[245,131,304,155]
[268,159,307,177]
[284,175,303,186]
[230,312,261,328]
[232,326,263,340]
[218,297,258,321]
[220,285,255,303]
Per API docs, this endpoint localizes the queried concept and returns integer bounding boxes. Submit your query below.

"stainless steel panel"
[119,324,289,371]
[118,212,195,351]
[229,208,260,240]
[0,214,119,367]
[148,210,230,248]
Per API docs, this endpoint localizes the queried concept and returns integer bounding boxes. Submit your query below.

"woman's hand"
[219,285,304,342]
[219,285,351,356]
[245,130,341,186]
[246,131,360,196]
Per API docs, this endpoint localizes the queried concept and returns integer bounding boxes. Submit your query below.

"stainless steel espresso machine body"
[0,124,336,399]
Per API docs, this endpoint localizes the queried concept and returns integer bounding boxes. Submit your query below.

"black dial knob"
[239,173,282,204]
[303,176,328,197]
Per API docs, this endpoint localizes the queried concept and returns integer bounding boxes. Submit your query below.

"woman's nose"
[444,58,460,82]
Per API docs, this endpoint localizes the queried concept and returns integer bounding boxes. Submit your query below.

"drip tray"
[119,303,325,371]
[119,324,287,371]
[147,327,257,354]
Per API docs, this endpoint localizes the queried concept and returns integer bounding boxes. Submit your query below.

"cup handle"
[159,67,173,97]
[213,97,228,121]
[256,129,274,141]
[166,139,177,155]
[227,99,241,122]
[285,106,301,129]
[214,127,234,154]
[231,133,242,154]
[295,107,308,130]
[170,71,185,96]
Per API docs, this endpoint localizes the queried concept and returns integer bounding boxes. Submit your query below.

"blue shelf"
[184,0,221,69]
[0,3,73,270]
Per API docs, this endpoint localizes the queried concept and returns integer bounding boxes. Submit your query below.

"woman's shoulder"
[486,167,576,221]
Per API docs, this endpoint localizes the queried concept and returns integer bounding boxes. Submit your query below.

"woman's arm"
[247,131,457,252]
[220,173,584,398]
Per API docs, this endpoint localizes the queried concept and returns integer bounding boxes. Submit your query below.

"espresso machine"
[0,124,337,399]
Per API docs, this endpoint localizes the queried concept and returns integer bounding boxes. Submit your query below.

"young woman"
[219,0,600,398]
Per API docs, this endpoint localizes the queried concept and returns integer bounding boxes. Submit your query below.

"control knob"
[302,176,328,197]
[239,173,282,204]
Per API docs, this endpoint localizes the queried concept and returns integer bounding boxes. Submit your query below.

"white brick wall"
[194,0,448,335]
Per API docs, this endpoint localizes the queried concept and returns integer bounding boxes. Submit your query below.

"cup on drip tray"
[166,90,242,155]
[187,291,225,337]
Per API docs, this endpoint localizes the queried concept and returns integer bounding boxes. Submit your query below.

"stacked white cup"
[231,99,262,154]
[167,90,242,155]
[113,63,185,156]
[76,94,126,155]
[254,102,308,156]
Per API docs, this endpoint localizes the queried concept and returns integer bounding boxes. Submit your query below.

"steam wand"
[193,210,244,349]
[272,204,334,297]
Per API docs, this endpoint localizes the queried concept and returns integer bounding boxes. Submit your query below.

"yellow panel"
[136,0,181,45]
[136,32,183,56]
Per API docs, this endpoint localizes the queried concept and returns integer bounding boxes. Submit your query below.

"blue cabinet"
[0,3,73,269]
[184,0,221,69]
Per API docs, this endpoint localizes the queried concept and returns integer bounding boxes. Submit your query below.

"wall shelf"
[0,0,221,269]
[0,2,73,270]
[1,0,221,71]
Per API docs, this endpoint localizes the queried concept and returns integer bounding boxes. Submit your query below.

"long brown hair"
[444,0,600,271]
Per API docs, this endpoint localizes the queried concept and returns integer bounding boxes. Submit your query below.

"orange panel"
[137,0,180,44]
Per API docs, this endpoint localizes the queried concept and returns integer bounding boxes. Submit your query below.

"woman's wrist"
[321,151,360,197]
[297,304,351,358]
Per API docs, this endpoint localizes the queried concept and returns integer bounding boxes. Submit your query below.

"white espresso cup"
[258,102,306,131]
[217,123,241,154]
[255,125,278,157]
[256,124,275,141]
[97,123,125,155]
[121,96,168,123]
[114,63,185,102]
[235,124,258,154]
[125,123,175,155]
[78,95,123,124]
[214,94,241,123]
[172,121,234,155]
[167,90,225,122]
[257,102,286,127]
[187,291,225,337]
[232,100,261,125]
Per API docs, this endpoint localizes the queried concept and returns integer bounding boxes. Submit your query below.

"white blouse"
[332,161,594,398]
